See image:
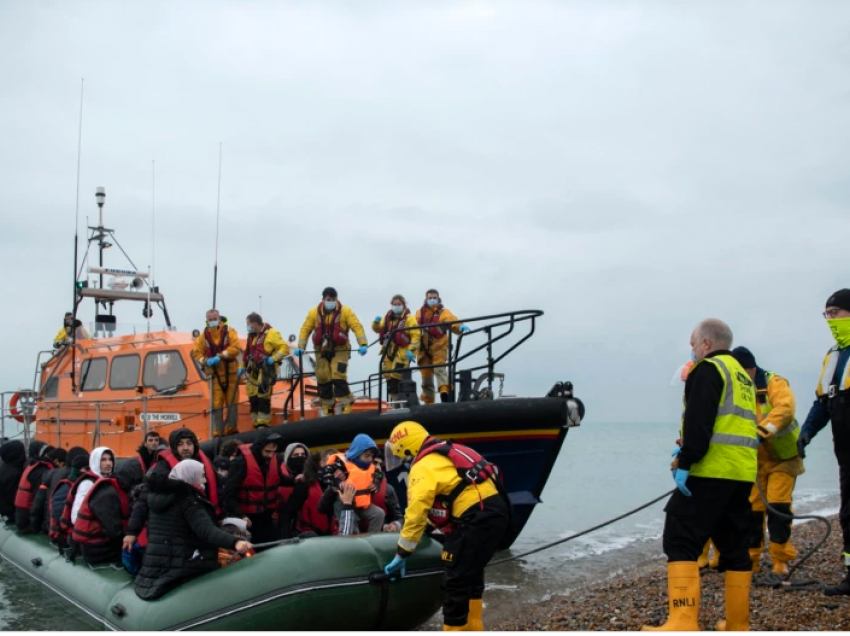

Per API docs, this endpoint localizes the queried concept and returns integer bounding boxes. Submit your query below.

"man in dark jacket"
[137,431,161,474]
[31,447,82,535]
[15,440,55,532]
[0,440,26,522]
[50,452,89,548]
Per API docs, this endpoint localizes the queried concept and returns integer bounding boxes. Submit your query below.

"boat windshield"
[80,321,178,340]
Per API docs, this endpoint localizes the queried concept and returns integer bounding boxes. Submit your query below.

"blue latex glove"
[459,325,471,334]
[265,356,276,366]
[672,468,692,496]
[294,348,304,357]
[406,349,415,363]
[374,315,382,323]
[237,368,245,377]
[206,356,221,367]
[384,555,407,579]
[671,447,681,458]
[358,345,368,356]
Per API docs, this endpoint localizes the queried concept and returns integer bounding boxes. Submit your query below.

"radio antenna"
[212,142,222,308]
[71,78,84,393]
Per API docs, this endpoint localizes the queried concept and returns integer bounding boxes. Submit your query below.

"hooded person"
[277,443,310,538]
[49,451,89,548]
[14,440,55,532]
[30,447,77,535]
[323,434,385,534]
[0,440,26,522]
[134,460,252,600]
[223,432,293,544]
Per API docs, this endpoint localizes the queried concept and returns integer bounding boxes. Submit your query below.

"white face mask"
[324,301,336,312]
[208,320,220,328]
[426,298,439,307]
[391,305,404,315]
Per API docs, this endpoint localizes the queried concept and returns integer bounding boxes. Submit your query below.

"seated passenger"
[371,456,404,533]
[50,452,90,549]
[323,434,385,534]
[0,440,26,524]
[137,431,162,474]
[30,447,74,535]
[134,460,252,600]
[278,443,309,538]
[15,440,55,533]
[293,451,337,537]
[218,517,257,567]
[213,457,230,493]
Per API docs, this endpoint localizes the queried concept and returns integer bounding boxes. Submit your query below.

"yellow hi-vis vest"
[815,347,850,399]
[682,354,758,482]
[757,371,800,462]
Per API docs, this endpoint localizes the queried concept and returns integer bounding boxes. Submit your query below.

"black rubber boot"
[824,567,850,596]
[440,391,451,403]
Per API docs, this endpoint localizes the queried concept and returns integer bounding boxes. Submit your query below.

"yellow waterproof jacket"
[240,327,290,371]
[372,312,421,354]
[757,374,804,475]
[53,324,90,346]
[192,325,241,370]
[298,304,368,351]
[415,305,461,356]
[397,452,498,554]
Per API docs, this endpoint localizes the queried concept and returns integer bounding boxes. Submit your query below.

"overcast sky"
[1,0,848,424]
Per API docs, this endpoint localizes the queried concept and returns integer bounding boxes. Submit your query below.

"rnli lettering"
[672,598,696,608]
[441,550,454,563]
[389,427,408,444]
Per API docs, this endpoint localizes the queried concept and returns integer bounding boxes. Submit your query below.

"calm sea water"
[0,421,841,630]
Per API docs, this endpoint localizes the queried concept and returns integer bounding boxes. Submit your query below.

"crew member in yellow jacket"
[383,421,510,631]
[53,312,90,349]
[415,290,470,404]
[731,346,804,575]
[192,309,241,437]
[296,287,369,416]
[373,295,421,405]
[238,313,290,429]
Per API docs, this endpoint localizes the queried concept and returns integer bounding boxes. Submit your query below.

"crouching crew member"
[384,421,510,631]
[416,290,470,404]
[373,295,421,405]
[238,313,289,429]
[192,309,241,437]
[644,319,758,632]
[731,346,804,575]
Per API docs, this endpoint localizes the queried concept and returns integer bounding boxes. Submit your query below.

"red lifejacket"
[204,325,231,358]
[243,324,272,366]
[278,463,294,505]
[297,481,337,536]
[71,478,129,546]
[158,449,220,514]
[48,477,74,540]
[59,474,97,535]
[412,438,501,522]
[237,444,281,515]
[380,309,412,348]
[312,303,349,348]
[14,461,54,510]
[420,304,447,340]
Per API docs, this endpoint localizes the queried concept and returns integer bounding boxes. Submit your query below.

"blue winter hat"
[346,434,378,464]
[731,346,757,370]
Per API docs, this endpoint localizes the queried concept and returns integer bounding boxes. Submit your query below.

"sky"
[1,0,849,424]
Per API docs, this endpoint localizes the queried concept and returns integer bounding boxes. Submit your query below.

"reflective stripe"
[817,348,850,396]
[712,359,758,424]
[775,420,800,438]
[709,433,759,449]
[398,536,418,552]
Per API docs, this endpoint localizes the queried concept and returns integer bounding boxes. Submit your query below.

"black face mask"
[287,455,307,475]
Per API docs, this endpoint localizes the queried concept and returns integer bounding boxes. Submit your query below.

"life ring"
[9,391,37,423]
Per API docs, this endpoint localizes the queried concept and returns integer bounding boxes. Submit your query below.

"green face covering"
[827,317,850,349]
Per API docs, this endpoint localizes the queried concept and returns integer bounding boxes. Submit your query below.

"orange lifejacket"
[71,478,129,546]
[59,474,97,535]
[312,303,349,348]
[237,444,281,515]
[419,304,447,340]
[48,477,74,540]
[330,453,376,509]
[204,326,231,358]
[379,309,412,349]
[158,449,220,515]
[14,461,53,510]
[243,324,272,366]
[297,481,336,536]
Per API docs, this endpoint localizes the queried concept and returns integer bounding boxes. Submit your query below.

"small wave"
[485,584,519,591]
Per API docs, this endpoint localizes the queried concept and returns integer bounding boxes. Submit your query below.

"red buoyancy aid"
[380,309,412,348]
[278,463,293,505]
[59,474,97,535]
[243,324,272,366]
[419,304,447,340]
[204,326,231,358]
[14,461,54,510]
[237,444,281,515]
[71,478,129,545]
[158,449,220,514]
[297,482,337,536]
[48,477,74,540]
[412,438,501,522]
[312,303,349,347]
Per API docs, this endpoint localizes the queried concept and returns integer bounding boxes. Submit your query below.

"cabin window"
[43,377,59,399]
[80,358,108,392]
[143,350,188,392]
[110,354,141,390]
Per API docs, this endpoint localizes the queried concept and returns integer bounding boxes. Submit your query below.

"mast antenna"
[151,159,156,286]
[212,142,222,308]
[71,78,84,393]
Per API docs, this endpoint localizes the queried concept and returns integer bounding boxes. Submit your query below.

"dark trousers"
[441,494,510,627]
[248,395,271,415]
[839,462,850,556]
[663,476,752,572]
[248,512,278,546]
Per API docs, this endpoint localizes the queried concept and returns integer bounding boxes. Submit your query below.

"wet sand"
[490,516,850,631]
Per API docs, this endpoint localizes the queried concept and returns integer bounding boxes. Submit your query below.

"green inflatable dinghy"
[0,524,443,631]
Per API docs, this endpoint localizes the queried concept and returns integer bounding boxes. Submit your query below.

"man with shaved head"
[644,318,758,632]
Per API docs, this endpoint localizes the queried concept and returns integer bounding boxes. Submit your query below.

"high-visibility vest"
[816,347,850,399]
[682,354,758,482]
[756,371,800,461]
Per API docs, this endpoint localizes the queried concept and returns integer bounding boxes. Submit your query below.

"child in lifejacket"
[323,434,385,534]
[218,517,256,567]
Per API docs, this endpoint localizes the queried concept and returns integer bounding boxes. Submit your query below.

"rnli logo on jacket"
[139,412,181,422]
[672,598,696,608]
[389,427,408,444]
[441,550,454,562]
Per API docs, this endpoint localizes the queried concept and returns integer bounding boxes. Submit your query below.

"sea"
[0,421,841,630]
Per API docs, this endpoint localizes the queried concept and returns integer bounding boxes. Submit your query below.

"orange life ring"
[9,392,25,423]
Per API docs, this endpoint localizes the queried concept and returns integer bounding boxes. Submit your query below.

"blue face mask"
[324,301,336,312]
[426,298,439,307]
[207,320,219,328]
[246,325,253,334]
[391,305,404,315]
[690,350,699,363]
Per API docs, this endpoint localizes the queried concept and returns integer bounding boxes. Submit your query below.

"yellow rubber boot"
[697,542,711,569]
[716,570,752,631]
[223,427,239,437]
[771,560,789,577]
[467,599,484,631]
[642,561,700,631]
[443,624,468,631]
[340,402,353,415]
[708,541,720,569]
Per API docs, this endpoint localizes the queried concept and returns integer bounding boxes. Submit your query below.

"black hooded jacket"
[0,440,26,520]
[15,441,53,531]
[137,444,158,473]
[31,446,88,535]
[134,478,238,600]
